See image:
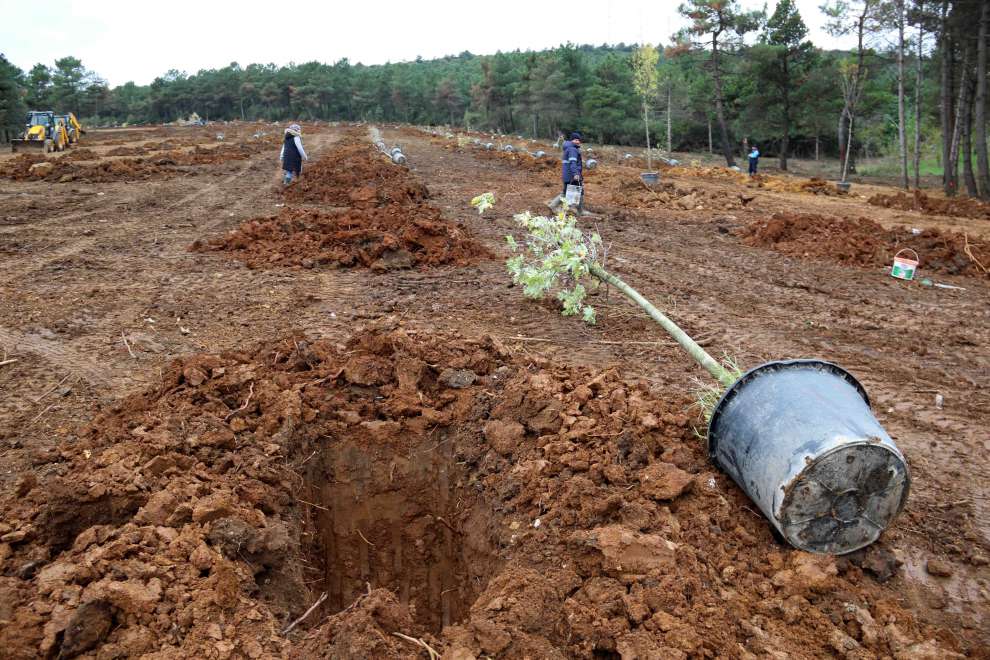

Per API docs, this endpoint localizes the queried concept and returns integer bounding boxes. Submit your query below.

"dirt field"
[0,122,988,659]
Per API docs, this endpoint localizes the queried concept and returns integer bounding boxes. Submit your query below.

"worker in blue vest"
[748,145,760,176]
[280,124,309,185]
[561,131,584,212]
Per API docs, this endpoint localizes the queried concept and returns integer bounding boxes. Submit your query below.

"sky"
[1,0,860,88]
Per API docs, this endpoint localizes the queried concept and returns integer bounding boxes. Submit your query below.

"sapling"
[471,193,741,418]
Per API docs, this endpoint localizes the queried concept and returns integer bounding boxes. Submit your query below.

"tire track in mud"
[0,326,110,387]
[0,131,341,394]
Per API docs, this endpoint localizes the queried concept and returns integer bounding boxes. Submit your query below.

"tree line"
[0,0,987,198]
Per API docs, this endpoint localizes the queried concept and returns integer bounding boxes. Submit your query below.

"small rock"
[142,455,175,476]
[1,528,29,544]
[14,473,37,497]
[439,368,477,389]
[483,419,525,455]
[59,600,114,658]
[371,248,415,272]
[639,462,694,501]
[136,491,178,526]
[925,559,953,577]
[189,542,215,571]
[17,560,42,579]
[570,525,677,575]
[192,493,234,524]
[183,366,207,386]
[847,544,901,582]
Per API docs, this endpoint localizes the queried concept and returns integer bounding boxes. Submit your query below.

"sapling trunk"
[644,101,653,171]
[589,263,735,387]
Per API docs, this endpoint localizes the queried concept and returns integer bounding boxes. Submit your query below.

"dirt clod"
[925,558,954,577]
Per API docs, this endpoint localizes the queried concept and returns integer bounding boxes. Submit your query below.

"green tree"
[0,54,26,132]
[679,0,763,166]
[583,53,637,144]
[750,0,814,170]
[26,63,52,108]
[51,56,88,111]
[631,44,660,169]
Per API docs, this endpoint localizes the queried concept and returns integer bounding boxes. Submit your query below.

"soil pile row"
[153,143,261,166]
[868,189,990,220]
[2,143,264,183]
[199,139,484,270]
[284,141,429,207]
[431,137,559,174]
[475,147,558,173]
[0,324,969,658]
[596,173,756,212]
[668,166,843,196]
[740,212,989,277]
[758,175,841,196]
[60,148,100,162]
[194,205,484,270]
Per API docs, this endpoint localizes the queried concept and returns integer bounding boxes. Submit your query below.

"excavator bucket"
[11,138,49,153]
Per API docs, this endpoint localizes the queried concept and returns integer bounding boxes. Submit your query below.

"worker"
[561,131,584,213]
[748,145,760,176]
[280,124,309,185]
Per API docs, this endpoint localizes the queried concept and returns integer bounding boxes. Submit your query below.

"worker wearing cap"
[561,131,584,213]
[280,124,309,185]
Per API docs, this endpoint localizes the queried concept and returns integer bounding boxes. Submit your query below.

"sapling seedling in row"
[470,193,912,555]
[470,192,741,419]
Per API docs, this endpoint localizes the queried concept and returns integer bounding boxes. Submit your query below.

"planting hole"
[301,428,500,633]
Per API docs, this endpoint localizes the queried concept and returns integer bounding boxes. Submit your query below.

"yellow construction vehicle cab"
[11,111,69,153]
[56,113,85,145]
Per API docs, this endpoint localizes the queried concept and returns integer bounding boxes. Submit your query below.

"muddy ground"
[0,122,988,659]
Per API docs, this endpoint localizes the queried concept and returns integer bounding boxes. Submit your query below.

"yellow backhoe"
[11,111,69,153]
[56,113,85,145]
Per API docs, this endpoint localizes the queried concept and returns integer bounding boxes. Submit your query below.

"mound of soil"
[0,323,968,658]
[760,176,842,196]
[162,143,261,166]
[868,189,990,220]
[105,145,149,157]
[598,174,756,212]
[668,165,749,184]
[284,142,429,207]
[1,154,177,183]
[0,153,48,179]
[51,159,176,183]
[740,212,989,277]
[473,145,558,173]
[193,205,485,270]
[60,148,100,162]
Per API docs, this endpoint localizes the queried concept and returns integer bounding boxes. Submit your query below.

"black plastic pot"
[708,360,910,555]
[836,181,852,193]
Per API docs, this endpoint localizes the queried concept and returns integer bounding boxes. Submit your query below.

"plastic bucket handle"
[893,248,919,265]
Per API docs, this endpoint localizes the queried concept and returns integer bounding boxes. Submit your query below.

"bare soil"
[0,122,988,659]
[740,212,990,278]
[869,190,990,221]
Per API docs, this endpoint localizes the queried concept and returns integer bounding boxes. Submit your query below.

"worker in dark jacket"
[748,145,760,176]
[561,131,584,212]
[280,123,309,185]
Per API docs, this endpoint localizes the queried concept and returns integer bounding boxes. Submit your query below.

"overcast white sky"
[2,0,859,87]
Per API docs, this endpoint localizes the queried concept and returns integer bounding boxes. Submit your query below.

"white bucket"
[565,184,583,207]
[890,248,919,281]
